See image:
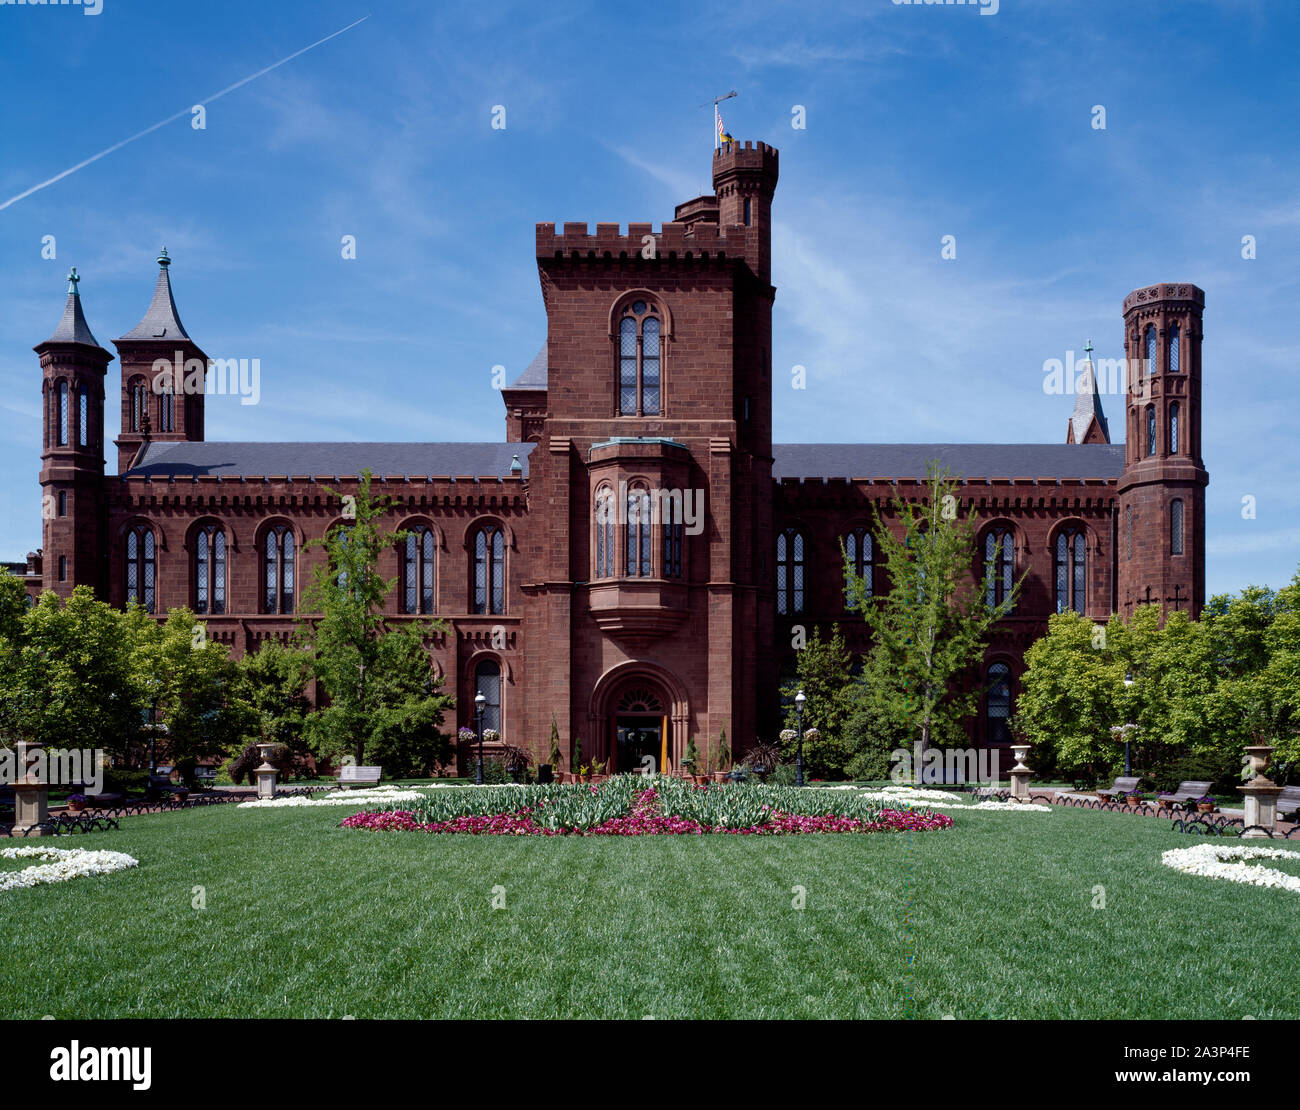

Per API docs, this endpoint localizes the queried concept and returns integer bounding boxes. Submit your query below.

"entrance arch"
[588,661,690,774]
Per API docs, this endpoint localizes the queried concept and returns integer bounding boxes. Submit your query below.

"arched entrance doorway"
[613,685,668,774]
[588,662,689,774]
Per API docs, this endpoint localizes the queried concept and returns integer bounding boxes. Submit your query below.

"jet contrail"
[0,15,369,212]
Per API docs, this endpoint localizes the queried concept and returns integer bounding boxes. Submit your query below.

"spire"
[41,267,103,348]
[1067,339,1111,445]
[118,247,191,341]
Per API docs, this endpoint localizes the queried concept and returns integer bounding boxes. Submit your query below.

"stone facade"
[20,139,1209,774]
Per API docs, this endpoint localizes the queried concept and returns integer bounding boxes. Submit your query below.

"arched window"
[160,384,175,433]
[985,663,1012,745]
[129,378,147,433]
[594,487,615,579]
[777,529,805,615]
[984,528,1015,611]
[58,555,67,582]
[1169,402,1180,454]
[1126,504,1132,560]
[57,491,67,517]
[263,526,294,614]
[474,659,502,733]
[194,525,227,615]
[57,382,68,446]
[1145,325,1157,376]
[473,526,505,614]
[616,300,662,416]
[1146,405,1157,456]
[1054,529,1087,615]
[125,526,156,613]
[625,485,651,577]
[78,385,89,447]
[402,527,436,614]
[1170,499,1184,556]
[845,528,872,608]
[1168,324,1181,373]
[662,504,683,579]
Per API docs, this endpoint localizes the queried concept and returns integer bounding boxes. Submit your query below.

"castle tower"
[114,249,208,472]
[712,140,779,285]
[35,268,113,597]
[1116,283,1208,620]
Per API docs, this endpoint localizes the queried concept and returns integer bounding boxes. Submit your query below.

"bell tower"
[114,248,208,472]
[1116,283,1208,620]
[36,268,112,597]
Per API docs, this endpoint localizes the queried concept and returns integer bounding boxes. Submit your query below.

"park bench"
[1161,780,1216,809]
[1276,785,1300,822]
[1095,776,1142,800]
[337,765,382,789]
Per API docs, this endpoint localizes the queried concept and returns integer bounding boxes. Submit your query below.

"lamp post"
[794,690,806,787]
[1122,671,1134,777]
[474,691,486,786]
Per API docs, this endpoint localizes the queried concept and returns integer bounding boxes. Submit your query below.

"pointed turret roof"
[118,248,191,341]
[1068,340,1110,445]
[41,267,104,349]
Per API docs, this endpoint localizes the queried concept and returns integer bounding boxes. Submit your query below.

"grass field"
[3,797,1298,1019]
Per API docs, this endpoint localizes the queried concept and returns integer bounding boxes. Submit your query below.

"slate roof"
[42,289,102,349]
[1069,357,1111,444]
[508,346,548,390]
[118,252,191,342]
[772,443,1125,481]
[124,441,535,479]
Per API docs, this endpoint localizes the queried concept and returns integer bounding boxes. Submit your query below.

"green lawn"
[3,799,1297,1019]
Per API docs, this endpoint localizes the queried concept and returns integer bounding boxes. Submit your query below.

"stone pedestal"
[255,743,278,800]
[12,741,48,836]
[1008,743,1031,802]
[1240,744,1280,838]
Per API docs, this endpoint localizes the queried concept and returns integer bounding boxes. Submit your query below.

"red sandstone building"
[22,139,1207,772]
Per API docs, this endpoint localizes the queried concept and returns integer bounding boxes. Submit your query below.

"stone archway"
[588,661,689,774]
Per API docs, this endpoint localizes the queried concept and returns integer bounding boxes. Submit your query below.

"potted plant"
[578,764,590,784]
[1126,791,1144,808]
[543,713,562,784]
[713,725,731,782]
[1156,791,1175,813]
[66,793,87,814]
[590,758,607,784]
[1196,794,1217,814]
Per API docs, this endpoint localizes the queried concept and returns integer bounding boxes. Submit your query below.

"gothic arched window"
[78,385,89,447]
[594,487,615,579]
[263,526,294,614]
[129,378,147,433]
[1170,499,1184,556]
[845,528,872,608]
[1146,405,1157,456]
[986,662,1012,745]
[1126,504,1133,561]
[1145,325,1157,376]
[473,526,505,614]
[125,526,156,613]
[617,300,662,416]
[1054,529,1087,615]
[625,485,651,577]
[402,527,436,614]
[57,382,68,446]
[1169,402,1180,454]
[777,528,805,616]
[662,504,683,579]
[57,491,67,517]
[160,384,175,433]
[194,524,227,615]
[475,659,502,733]
[1168,324,1181,373]
[984,528,1015,611]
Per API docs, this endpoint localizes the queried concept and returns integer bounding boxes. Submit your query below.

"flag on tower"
[717,112,735,147]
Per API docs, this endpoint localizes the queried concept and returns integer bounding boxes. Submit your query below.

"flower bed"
[0,846,139,892]
[1161,843,1300,894]
[856,786,1051,813]
[341,776,954,837]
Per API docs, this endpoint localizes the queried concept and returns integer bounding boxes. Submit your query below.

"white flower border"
[0,845,139,892]
[236,782,528,809]
[1161,843,1300,894]
[853,786,1050,813]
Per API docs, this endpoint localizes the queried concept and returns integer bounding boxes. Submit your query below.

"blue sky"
[0,0,1296,597]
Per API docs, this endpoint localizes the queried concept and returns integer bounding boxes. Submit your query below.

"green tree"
[235,640,313,765]
[780,624,857,778]
[297,471,453,768]
[846,462,1023,762]
[0,587,148,761]
[547,713,562,769]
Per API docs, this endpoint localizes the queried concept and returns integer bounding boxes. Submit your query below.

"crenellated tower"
[113,248,208,472]
[35,268,112,597]
[1116,283,1208,620]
